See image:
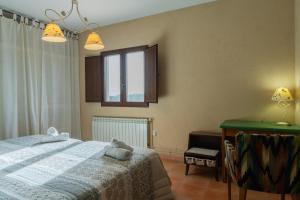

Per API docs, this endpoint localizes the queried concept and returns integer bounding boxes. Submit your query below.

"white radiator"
[92,116,150,147]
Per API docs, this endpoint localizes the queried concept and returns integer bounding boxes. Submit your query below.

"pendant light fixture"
[84,32,104,50]
[42,22,66,42]
[42,0,104,50]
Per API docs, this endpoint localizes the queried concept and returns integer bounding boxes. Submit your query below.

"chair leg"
[281,194,285,200]
[239,188,247,200]
[185,164,189,175]
[227,174,231,200]
[291,194,300,200]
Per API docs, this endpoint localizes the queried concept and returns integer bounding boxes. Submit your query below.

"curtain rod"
[0,7,78,38]
[1,8,35,22]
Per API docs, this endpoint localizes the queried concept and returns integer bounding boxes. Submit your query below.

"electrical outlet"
[152,130,157,136]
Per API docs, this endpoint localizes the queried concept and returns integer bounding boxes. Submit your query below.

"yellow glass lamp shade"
[42,22,66,43]
[271,87,294,102]
[84,32,104,50]
[272,87,294,126]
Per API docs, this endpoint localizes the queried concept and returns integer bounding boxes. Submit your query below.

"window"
[104,54,121,102]
[86,45,158,107]
[84,45,158,106]
[126,51,145,102]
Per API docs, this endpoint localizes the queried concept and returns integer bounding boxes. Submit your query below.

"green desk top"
[220,120,300,134]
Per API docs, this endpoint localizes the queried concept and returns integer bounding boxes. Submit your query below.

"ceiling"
[0,0,215,32]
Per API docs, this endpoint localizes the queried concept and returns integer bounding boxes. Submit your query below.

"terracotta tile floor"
[161,157,292,200]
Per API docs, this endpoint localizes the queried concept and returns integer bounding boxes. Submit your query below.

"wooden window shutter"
[85,56,103,102]
[145,44,158,103]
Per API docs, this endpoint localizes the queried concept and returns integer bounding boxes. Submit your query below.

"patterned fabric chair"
[224,133,300,200]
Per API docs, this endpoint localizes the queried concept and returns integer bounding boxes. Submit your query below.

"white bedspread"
[0,135,173,200]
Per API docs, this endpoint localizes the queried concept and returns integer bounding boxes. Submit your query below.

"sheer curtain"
[0,12,81,139]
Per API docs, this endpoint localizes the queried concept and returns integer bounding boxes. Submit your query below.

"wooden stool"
[184,132,221,181]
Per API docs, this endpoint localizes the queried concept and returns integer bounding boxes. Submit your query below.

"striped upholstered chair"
[224,133,300,200]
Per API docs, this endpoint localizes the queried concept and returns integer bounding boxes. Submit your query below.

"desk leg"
[222,128,227,182]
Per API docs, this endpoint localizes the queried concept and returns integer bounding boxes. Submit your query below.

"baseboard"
[153,146,184,162]
[159,152,183,162]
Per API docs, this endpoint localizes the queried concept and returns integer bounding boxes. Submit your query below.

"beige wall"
[79,0,295,155]
[295,0,300,124]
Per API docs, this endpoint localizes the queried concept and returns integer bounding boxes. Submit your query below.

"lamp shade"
[271,87,293,102]
[42,22,66,43]
[84,32,104,50]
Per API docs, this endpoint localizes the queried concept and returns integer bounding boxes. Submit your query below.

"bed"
[0,135,173,200]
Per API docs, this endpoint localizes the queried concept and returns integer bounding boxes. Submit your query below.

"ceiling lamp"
[84,32,104,50]
[42,22,66,42]
[84,32,103,51]
[42,0,104,50]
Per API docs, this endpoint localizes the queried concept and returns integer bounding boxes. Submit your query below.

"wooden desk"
[220,120,300,182]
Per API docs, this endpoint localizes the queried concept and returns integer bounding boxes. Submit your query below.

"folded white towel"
[111,138,133,152]
[60,132,70,138]
[47,127,71,138]
[39,134,69,144]
[104,146,132,161]
[34,129,70,145]
[47,127,59,137]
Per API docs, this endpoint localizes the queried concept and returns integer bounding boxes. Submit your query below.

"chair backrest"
[235,133,300,194]
[224,140,237,183]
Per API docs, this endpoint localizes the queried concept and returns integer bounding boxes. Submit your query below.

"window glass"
[104,54,121,102]
[126,51,145,102]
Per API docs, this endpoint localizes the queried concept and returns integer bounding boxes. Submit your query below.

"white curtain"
[0,13,81,139]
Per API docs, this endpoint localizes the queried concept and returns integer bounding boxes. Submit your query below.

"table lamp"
[271,87,294,125]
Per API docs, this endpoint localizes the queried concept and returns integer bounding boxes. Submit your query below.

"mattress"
[0,135,173,200]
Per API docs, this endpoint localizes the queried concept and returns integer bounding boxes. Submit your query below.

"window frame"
[100,45,149,107]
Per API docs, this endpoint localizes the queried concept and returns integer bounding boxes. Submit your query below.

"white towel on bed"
[104,146,132,161]
[111,138,134,152]
[32,128,70,145]
[38,134,69,144]
[47,127,59,136]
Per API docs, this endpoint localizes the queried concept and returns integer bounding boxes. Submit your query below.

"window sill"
[101,102,149,107]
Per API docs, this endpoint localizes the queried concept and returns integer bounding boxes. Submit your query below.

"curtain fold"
[0,15,81,139]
